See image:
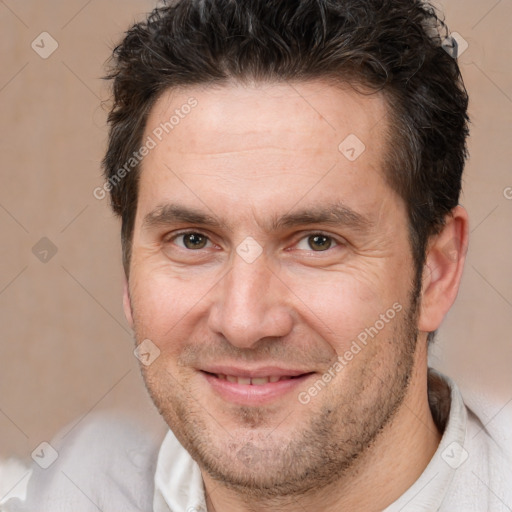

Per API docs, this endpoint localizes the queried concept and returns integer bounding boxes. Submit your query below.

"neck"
[203,350,442,512]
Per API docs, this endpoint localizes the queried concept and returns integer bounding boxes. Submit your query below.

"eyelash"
[167,230,342,253]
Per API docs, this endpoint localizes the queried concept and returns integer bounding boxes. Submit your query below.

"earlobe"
[123,277,134,329]
[418,205,469,334]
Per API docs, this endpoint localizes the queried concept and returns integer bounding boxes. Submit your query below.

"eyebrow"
[272,203,373,232]
[143,204,224,231]
[142,202,373,233]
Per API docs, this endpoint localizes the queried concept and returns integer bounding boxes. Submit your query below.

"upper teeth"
[217,374,291,385]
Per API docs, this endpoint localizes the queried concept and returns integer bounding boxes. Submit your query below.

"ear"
[418,205,469,334]
[123,276,134,329]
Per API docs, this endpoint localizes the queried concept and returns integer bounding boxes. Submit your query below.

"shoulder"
[427,370,512,511]
[5,411,168,512]
[466,406,512,498]
[441,401,512,511]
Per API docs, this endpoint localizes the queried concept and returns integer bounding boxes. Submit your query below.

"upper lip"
[199,365,313,378]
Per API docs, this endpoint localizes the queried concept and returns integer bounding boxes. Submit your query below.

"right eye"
[171,232,213,250]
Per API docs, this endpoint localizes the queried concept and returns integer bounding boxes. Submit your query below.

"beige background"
[0,0,511,460]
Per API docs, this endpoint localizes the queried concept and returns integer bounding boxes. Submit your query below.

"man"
[8,0,512,511]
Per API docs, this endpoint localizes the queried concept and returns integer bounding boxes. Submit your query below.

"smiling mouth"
[202,372,312,386]
[200,369,316,405]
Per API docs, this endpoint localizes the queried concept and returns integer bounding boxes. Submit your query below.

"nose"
[207,254,294,349]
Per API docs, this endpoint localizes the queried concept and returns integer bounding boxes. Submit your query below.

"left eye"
[296,234,337,252]
[174,232,213,250]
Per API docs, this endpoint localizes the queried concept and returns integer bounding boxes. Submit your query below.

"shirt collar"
[383,369,467,511]
[153,432,207,512]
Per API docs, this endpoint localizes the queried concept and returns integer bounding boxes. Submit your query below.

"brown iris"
[308,234,332,251]
[182,233,208,249]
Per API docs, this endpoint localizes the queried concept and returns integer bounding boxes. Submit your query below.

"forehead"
[137,80,394,226]
[146,80,388,157]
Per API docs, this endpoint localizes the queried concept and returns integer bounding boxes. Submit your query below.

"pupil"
[310,235,331,251]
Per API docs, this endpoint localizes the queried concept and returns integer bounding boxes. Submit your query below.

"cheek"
[282,263,401,340]
[129,268,201,342]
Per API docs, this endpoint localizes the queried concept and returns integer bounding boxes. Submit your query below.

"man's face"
[125,81,422,495]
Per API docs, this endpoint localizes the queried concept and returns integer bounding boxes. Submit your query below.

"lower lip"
[201,372,314,406]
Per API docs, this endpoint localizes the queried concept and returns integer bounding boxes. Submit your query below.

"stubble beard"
[138,292,420,501]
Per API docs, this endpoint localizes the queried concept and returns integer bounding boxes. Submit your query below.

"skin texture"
[123,81,469,512]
